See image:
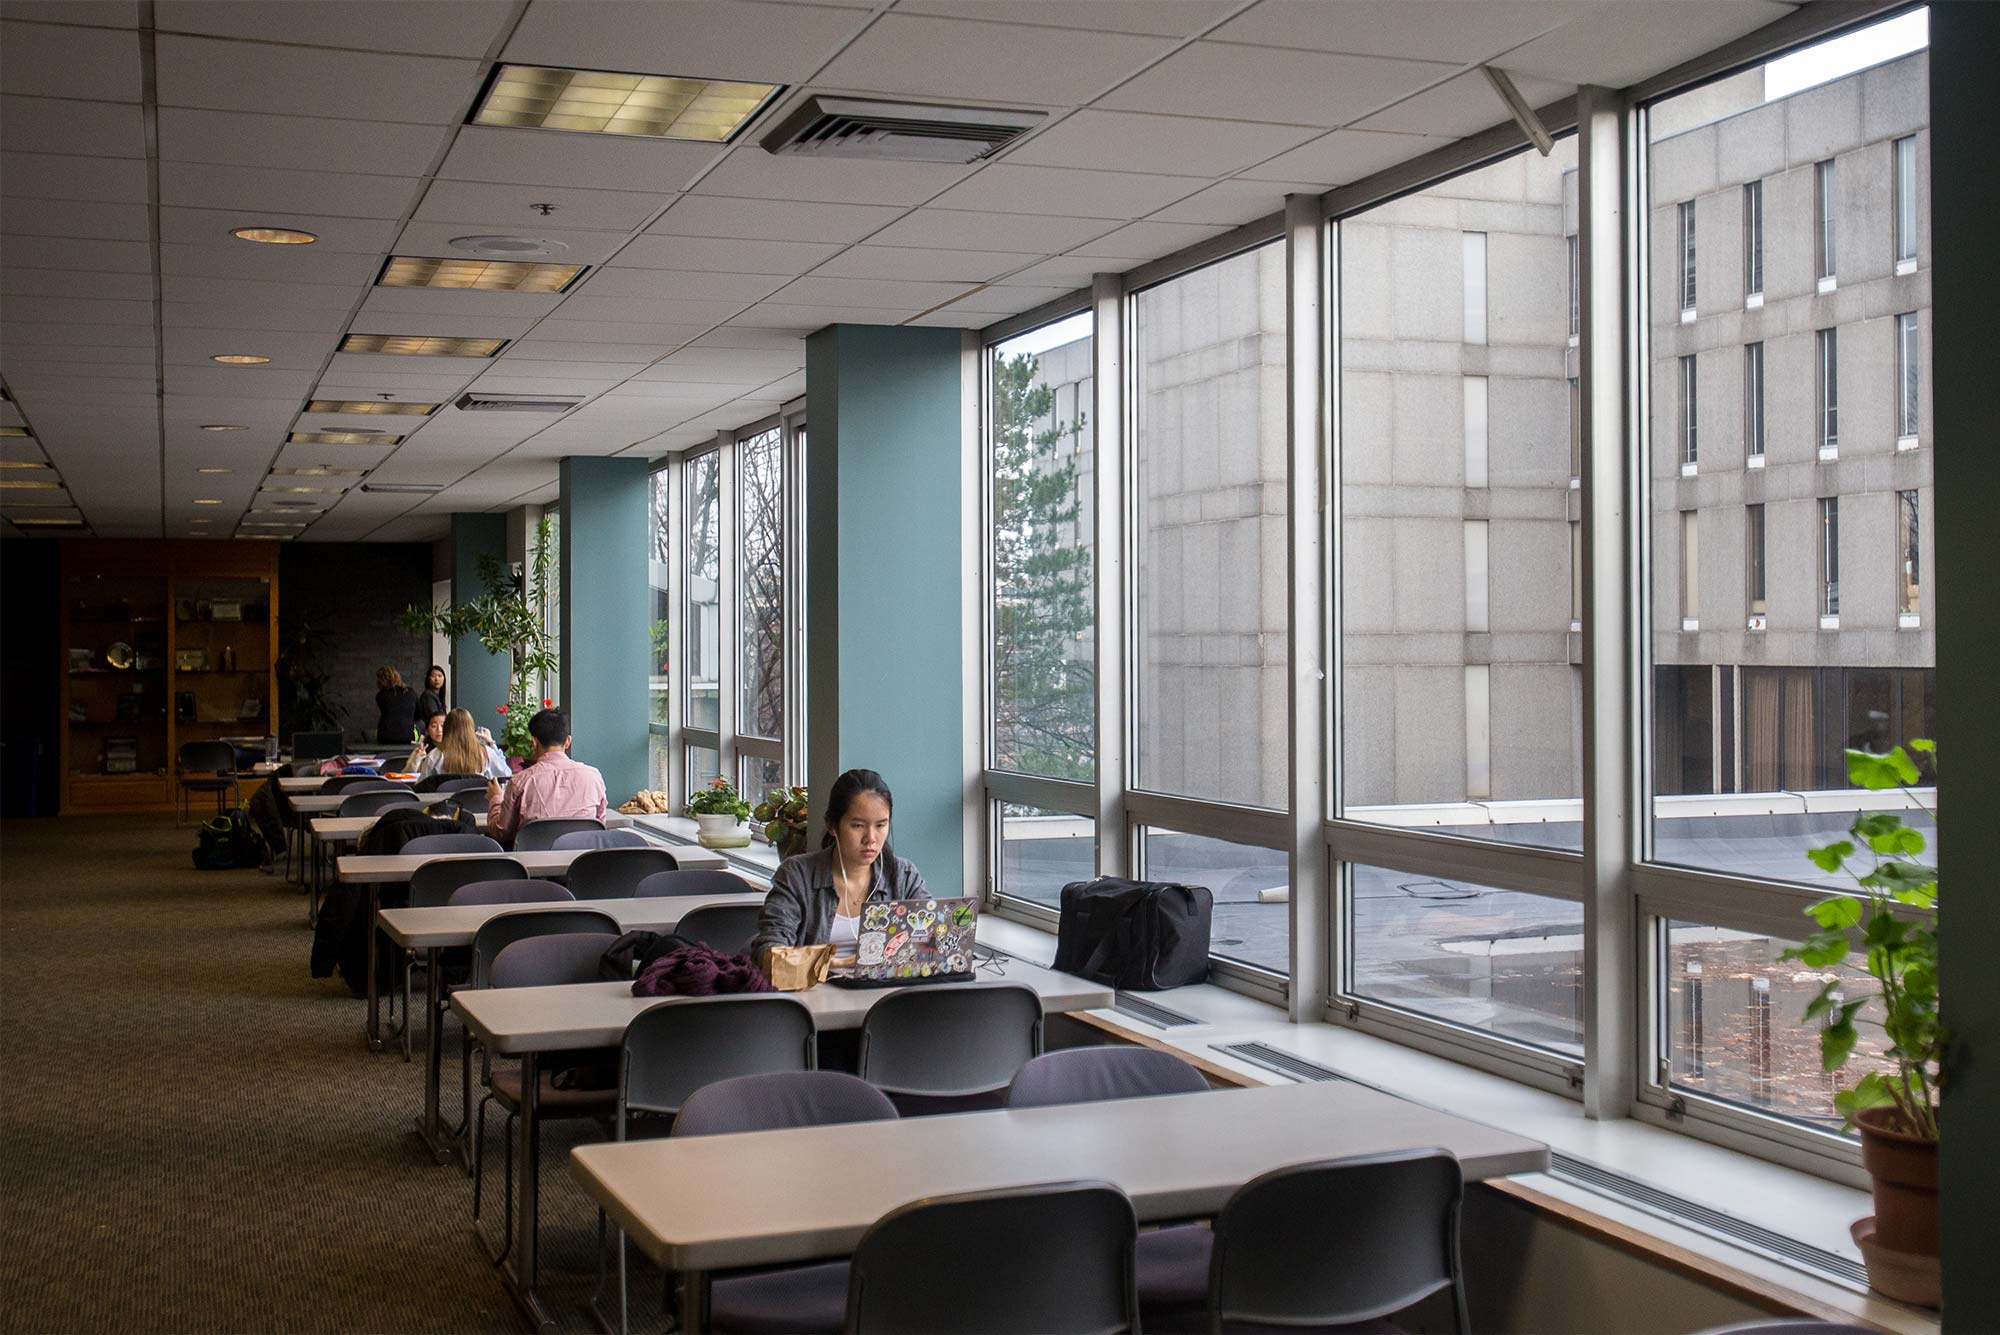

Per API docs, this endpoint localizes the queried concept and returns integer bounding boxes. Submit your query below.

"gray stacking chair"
[395,855,525,1060]
[564,846,682,899]
[552,828,651,850]
[448,879,571,907]
[672,902,764,957]
[400,832,502,856]
[635,868,752,898]
[338,789,423,818]
[1208,1150,1468,1334]
[449,787,491,816]
[175,740,241,824]
[858,983,1042,1114]
[319,774,401,795]
[1007,1047,1213,1330]
[512,816,605,850]
[846,1180,1138,1333]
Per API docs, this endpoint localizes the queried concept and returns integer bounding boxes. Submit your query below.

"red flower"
[543,697,552,708]
[497,704,508,714]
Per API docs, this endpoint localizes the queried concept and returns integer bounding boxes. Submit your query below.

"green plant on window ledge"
[754,785,809,859]
[688,776,752,822]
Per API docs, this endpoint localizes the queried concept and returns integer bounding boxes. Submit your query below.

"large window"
[1143,828,1287,975]
[684,450,721,734]
[1813,159,1836,282]
[1817,328,1839,455]
[1742,180,1763,299]
[1743,342,1764,461]
[1893,135,1918,266]
[1896,312,1919,442]
[648,470,671,727]
[1677,200,1696,313]
[739,425,783,742]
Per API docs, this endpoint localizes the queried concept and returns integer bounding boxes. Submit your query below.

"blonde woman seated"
[412,707,510,780]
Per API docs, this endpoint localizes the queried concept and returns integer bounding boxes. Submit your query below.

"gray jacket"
[751,845,929,966]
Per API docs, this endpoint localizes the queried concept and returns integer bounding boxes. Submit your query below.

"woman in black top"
[373,666,418,746]
[416,663,447,721]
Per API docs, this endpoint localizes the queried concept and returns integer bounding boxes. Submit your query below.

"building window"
[1816,329,1838,453]
[1680,511,1699,627]
[1462,231,1487,344]
[995,804,1096,912]
[1896,312,1919,441]
[737,424,784,743]
[1819,497,1840,619]
[684,449,721,733]
[1746,503,1766,618]
[1463,377,1488,488]
[647,469,672,774]
[1742,180,1763,298]
[1464,520,1490,632]
[1813,159,1836,282]
[1567,234,1580,338]
[1679,355,1698,466]
[1743,342,1764,461]
[1898,489,1921,620]
[1894,135,1918,266]
[1569,520,1582,628]
[1677,200,1696,312]
[1143,827,1288,975]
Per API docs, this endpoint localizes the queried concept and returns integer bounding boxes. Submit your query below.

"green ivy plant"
[1780,741,1940,1139]
[688,776,752,822]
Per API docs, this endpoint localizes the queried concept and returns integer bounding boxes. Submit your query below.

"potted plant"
[754,785,810,860]
[1780,741,1940,1306]
[689,776,753,849]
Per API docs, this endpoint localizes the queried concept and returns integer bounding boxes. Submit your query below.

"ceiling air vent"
[454,392,582,413]
[761,96,1043,164]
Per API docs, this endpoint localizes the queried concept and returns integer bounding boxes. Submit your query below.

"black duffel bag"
[1053,877,1212,991]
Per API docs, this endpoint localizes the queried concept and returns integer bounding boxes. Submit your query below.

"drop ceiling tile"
[648,195,903,244]
[816,12,1174,104]
[161,240,385,285]
[1,1,141,25]
[0,293,152,323]
[1069,218,1235,258]
[1355,67,1572,138]
[928,163,1205,220]
[272,443,396,471]
[1498,0,1791,88]
[573,268,790,303]
[728,303,911,328]
[499,338,684,362]
[768,275,970,310]
[466,373,622,394]
[1148,177,1321,226]
[159,207,403,253]
[319,356,490,389]
[4,358,155,380]
[360,286,568,320]
[897,0,1235,36]
[1,321,155,347]
[932,283,1071,314]
[157,106,453,175]
[611,234,845,275]
[502,0,869,82]
[523,321,709,346]
[690,327,809,352]
[546,294,749,326]
[437,125,720,194]
[1,235,150,273]
[866,208,1114,253]
[1238,126,1456,185]
[415,179,674,232]
[494,354,657,377]
[0,20,143,100]
[0,199,150,241]
[154,34,483,123]
[156,0,518,57]
[353,311,544,341]
[0,96,145,157]
[692,144,975,206]
[1008,109,1319,177]
[994,255,1108,289]
[657,344,805,374]
[1099,42,1457,127]
[0,332,154,360]
[162,327,338,369]
[158,161,424,218]
[392,219,632,266]
[811,245,1042,283]
[163,363,318,397]
[0,152,150,204]
[159,273,357,310]
[1210,0,1599,62]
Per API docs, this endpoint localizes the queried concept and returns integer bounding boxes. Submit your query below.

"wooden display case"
[59,541,280,814]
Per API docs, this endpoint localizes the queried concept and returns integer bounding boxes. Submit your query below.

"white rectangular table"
[457,960,1115,1330]
[576,1079,1549,1329]
[382,888,768,1167]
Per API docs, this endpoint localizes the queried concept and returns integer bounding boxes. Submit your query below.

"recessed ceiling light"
[303,399,438,416]
[196,468,232,475]
[379,255,585,293]
[339,334,506,357]
[271,466,368,477]
[0,426,29,438]
[472,64,779,142]
[287,430,404,446]
[0,479,62,490]
[232,226,318,245]
[201,424,249,431]
[212,354,272,364]
[193,498,221,505]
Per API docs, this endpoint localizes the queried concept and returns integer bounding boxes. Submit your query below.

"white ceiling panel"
[319,355,491,388]
[931,283,1071,315]
[810,244,1042,283]
[437,126,720,194]
[0,19,143,101]
[648,195,903,245]
[359,286,568,320]
[728,303,909,328]
[653,345,803,374]
[1099,42,1458,127]
[0,294,152,324]
[2,267,154,300]
[158,161,425,218]
[1238,126,1456,185]
[271,444,397,471]
[161,240,385,285]
[611,234,845,275]
[154,34,483,123]
[1069,219,1236,258]
[990,255,1106,289]
[493,352,656,376]
[503,0,869,82]
[162,363,317,397]
[1,236,152,273]
[0,198,150,241]
[497,338,687,362]
[768,274,970,310]
[816,13,1175,104]
[162,327,337,368]
[689,327,810,352]
[1499,0,1793,89]
[2,321,154,347]
[415,179,675,233]
[897,0,1235,37]
[521,321,709,346]
[691,145,975,207]
[5,361,155,384]
[1007,109,1320,177]
[549,294,751,326]
[465,373,624,395]
[573,267,790,303]
[160,208,402,254]
[0,1,142,25]
[1,339,154,364]
[1209,0,1599,62]
[156,0,518,57]
[159,273,358,310]
[0,152,150,204]
[157,107,453,175]
[1355,68,1572,138]
[0,96,145,157]
[928,163,1205,220]
[391,219,633,266]
[866,208,1114,254]
[1150,177,1324,225]
[330,311,540,341]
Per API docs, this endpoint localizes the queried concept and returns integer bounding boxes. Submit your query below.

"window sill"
[1897,435,1919,452]
[1680,461,1697,477]
[1680,307,1696,324]
[1681,617,1699,632]
[1895,258,1917,276]
[1745,292,1764,310]
[1747,614,1767,631]
[627,813,781,880]
[1746,453,1765,470]
[1899,612,1922,630]
[1817,275,1838,294]
[1818,446,1839,463]
[1820,615,1841,631]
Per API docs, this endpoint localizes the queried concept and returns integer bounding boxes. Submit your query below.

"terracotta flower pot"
[1856,1104,1938,1256]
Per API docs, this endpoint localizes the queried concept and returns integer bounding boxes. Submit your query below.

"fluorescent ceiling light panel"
[472,64,779,142]
[287,430,405,445]
[0,479,62,489]
[338,334,506,357]
[271,467,368,477]
[378,256,585,293]
[196,468,232,474]
[261,485,345,493]
[303,399,439,416]
[211,354,272,364]
[233,227,317,245]
[0,427,30,437]
[201,424,248,431]
[10,517,84,527]
[0,460,49,468]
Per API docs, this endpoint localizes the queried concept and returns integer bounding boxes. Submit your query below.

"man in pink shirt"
[486,708,608,848]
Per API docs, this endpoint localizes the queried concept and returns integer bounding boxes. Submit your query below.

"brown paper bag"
[766,943,834,991]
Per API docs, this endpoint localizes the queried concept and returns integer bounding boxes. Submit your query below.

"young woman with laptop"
[751,768,931,969]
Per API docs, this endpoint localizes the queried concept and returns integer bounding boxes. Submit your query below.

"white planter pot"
[695,813,751,849]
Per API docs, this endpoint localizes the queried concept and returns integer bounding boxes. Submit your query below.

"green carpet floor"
[0,813,658,1334]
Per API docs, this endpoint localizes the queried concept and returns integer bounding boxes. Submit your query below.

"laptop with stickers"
[827,896,980,988]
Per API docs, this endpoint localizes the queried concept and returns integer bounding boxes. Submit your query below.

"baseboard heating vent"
[1212,1042,1350,1085]
[1549,1152,1867,1288]
[1113,994,1201,1028]
[761,96,1043,164]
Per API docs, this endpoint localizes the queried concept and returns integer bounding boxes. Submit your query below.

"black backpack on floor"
[1053,877,1212,991]
[192,809,264,870]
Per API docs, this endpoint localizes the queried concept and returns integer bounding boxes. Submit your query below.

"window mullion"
[1092,272,1129,880]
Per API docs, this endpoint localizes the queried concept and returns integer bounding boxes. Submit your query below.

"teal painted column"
[806,325,965,894]
[560,456,650,802]
[450,513,511,724]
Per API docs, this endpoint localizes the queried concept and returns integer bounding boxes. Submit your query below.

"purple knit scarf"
[633,944,774,998]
